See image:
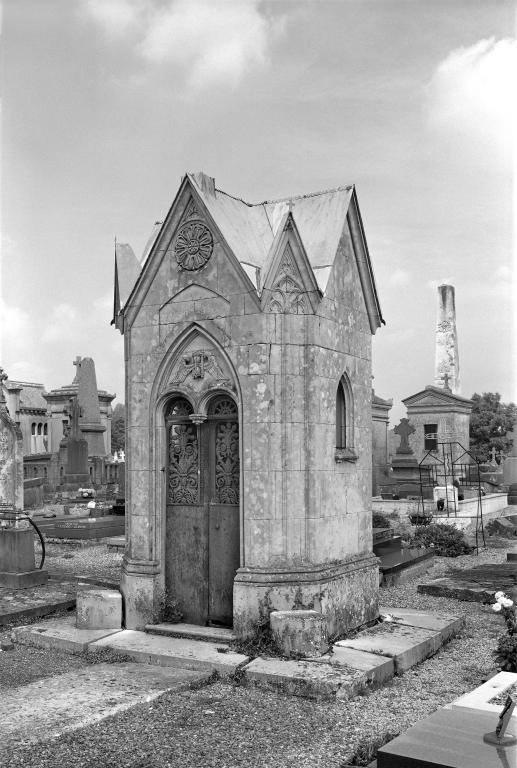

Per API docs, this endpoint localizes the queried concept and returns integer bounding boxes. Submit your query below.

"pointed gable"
[115,171,384,334]
[403,385,473,414]
[260,211,321,314]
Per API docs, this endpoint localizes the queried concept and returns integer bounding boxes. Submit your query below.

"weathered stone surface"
[418,563,517,603]
[243,656,368,701]
[0,581,76,625]
[90,630,249,676]
[145,622,234,643]
[0,662,210,751]
[13,616,121,653]
[314,646,395,686]
[76,587,122,630]
[270,609,329,657]
[379,605,464,642]
[336,624,442,673]
[116,173,383,633]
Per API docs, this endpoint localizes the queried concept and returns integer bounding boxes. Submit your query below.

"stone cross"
[489,446,498,466]
[394,418,415,455]
[72,356,82,384]
[442,373,451,391]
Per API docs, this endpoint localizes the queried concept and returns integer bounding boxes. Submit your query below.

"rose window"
[174,222,213,271]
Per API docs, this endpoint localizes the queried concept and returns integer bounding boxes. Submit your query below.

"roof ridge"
[212,184,353,208]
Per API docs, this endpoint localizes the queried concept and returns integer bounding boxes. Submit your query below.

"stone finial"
[394,418,415,455]
[0,368,7,405]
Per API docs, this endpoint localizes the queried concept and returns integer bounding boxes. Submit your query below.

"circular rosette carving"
[174,221,213,271]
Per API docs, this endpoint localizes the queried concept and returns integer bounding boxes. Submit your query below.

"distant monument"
[390,417,420,489]
[434,284,460,394]
[0,367,48,587]
[62,395,90,488]
[76,357,107,456]
[503,420,517,485]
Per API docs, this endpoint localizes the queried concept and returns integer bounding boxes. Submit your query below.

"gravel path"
[0,547,512,768]
[45,542,122,584]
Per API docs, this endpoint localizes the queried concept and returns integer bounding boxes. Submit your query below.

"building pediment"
[403,385,473,413]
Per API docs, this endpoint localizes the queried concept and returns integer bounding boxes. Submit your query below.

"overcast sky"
[1,0,515,422]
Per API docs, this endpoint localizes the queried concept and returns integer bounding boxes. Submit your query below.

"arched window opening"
[43,423,48,436]
[335,375,357,462]
[31,423,36,435]
[336,384,347,449]
[37,423,42,435]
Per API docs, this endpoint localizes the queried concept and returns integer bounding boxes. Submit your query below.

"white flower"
[383,614,394,622]
[495,591,505,600]
[493,603,502,612]
[500,598,514,609]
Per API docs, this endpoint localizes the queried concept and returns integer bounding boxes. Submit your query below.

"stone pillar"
[434,284,460,394]
[0,367,48,588]
[504,421,517,485]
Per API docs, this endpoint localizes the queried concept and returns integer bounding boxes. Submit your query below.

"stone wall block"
[76,588,122,630]
[270,610,329,658]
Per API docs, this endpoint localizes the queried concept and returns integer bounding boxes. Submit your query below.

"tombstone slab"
[270,609,329,657]
[76,587,122,630]
[377,706,517,767]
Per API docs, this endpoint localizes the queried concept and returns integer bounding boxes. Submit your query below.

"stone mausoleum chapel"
[113,172,384,636]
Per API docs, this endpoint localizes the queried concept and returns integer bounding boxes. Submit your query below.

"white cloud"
[426,38,517,161]
[0,301,32,360]
[42,304,79,343]
[388,268,410,287]
[81,0,285,89]
[82,0,145,38]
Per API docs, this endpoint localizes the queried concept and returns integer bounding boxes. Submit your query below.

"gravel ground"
[44,542,123,584]
[0,545,513,768]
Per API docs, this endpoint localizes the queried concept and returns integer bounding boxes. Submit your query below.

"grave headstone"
[62,396,90,489]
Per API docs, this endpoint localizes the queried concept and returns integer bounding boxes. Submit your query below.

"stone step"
[145,622,235,644]
[90,629,248,677]
[507,548,517,562]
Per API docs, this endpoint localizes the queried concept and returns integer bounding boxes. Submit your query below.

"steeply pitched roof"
[115,172,384,331]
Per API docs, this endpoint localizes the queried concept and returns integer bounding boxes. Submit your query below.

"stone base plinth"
[270,609,329,657]
[76,588,122,630]
[0,569,48,588]
[121,557,160,630]
[0,526,38,570]
[233,553,379,639]
[504,458,517,485]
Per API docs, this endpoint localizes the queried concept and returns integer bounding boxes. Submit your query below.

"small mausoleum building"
[113,172,384,635]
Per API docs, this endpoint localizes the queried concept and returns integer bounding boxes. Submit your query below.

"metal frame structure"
[417,441,486,553]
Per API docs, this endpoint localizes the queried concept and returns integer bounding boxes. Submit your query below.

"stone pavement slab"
[90,629,249,676]
[243,657,368,701]
[0,662,209,751]
[327,646,395,686]
[0,581,76,626]
[379,605,464,642]
[336,624,442,673]
[145,622,234,644]
[13,616,122,653]
[450,671,517,719]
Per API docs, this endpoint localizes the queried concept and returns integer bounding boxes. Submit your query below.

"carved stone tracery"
[170,349,231,387]
[174,221,213,271]
[266,247,309,314]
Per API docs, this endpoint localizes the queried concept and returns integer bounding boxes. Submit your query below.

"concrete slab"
[243,656,368,701]
[90,630,248,676]
[76,587,122,630]
[0,581,76,626]
[0,662,209,751]
[418,577,517,604]
[336,624,442,674]
[13,616,122,653]
[450,671,517,719]
[145,622,235,644]
[508,548,517,562]
[329,646,395,686]
[379,606,464,643]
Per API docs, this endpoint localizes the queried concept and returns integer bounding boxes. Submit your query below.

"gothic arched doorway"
[165,394,240,626]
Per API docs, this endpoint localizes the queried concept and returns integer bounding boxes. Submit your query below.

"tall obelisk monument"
[434,284,460,394]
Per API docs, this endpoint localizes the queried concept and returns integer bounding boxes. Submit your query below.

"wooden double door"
[165,395,240,626]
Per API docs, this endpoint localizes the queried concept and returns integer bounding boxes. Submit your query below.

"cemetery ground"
[0,537,513,768]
